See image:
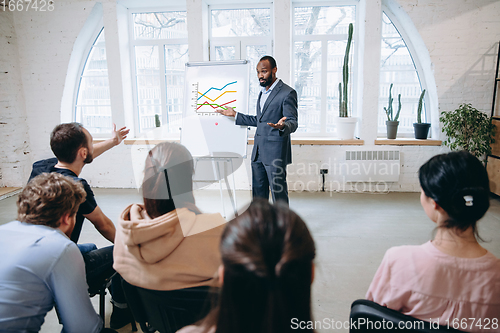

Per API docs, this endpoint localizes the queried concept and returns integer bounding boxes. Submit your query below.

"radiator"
[339,150,400,182]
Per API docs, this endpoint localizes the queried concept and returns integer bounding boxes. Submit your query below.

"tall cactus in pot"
[339,23,353,117]
[384,83,401,121]
[416,89,426,123]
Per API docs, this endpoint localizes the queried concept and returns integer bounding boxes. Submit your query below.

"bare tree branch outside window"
[293,6,355,134]
[132,12,189,133]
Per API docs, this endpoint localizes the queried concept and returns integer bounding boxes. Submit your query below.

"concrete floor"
[1,189,499,333]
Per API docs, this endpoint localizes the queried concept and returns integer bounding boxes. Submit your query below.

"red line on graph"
[196,101,216,110]
[196,99,236,111]
[219,100,236,107]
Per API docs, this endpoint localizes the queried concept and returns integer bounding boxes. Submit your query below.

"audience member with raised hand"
[29,122,129,244]
[0,173,116,333]
[366,151,500,332]
[178,199,317,333]
[28,122,132,329]
[113,141,227,299]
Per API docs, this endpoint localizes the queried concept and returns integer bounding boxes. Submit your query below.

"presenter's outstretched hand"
[268,117,287,130]
[111,123,130,146]
[216,106,236,117]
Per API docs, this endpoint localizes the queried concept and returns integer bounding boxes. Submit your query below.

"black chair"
[87,273,137,331]
[350,300,467,332]
[122,279,216,333]
[88,272,116,321]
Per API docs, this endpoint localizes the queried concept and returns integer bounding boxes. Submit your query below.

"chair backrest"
[349,300,465,333]
[122,279,215,333]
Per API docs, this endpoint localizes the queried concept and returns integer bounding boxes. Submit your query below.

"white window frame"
[73,23,104,115]
[208,3,273,121]
[292,1,360,138]
[73,24,114,137]
[210,39,273,63]
[208,3,273,62]
[128,6,189,138]
[378,7,428,138]
[379,0,437,138]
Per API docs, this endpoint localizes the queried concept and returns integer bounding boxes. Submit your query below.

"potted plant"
[413,89,430,139]
[155,114,161,128]
[440,103,496,161]
[152,114,164,139]
[384,83,401,139]
[336,23,358,140]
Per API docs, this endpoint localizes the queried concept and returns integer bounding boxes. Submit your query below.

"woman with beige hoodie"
[113,142,227,301]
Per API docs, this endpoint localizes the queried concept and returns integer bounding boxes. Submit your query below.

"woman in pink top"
[366,151,500,332]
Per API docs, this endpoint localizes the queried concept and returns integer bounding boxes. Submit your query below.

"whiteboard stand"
[194,157,238,219]
[181,60,250,218]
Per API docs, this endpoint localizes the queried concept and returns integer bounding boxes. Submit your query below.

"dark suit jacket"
[235,80,298,166]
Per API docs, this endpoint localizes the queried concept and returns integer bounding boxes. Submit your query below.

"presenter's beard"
[84,152,94,164]
[259,77,272,87]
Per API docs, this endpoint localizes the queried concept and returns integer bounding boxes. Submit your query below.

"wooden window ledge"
[375,138,442,146]
[254,138,364,145]
[101,138,440,146]
[123,139,179,145]
[116,138,365,145]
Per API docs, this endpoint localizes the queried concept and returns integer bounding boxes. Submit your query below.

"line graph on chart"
[190,81,238,113]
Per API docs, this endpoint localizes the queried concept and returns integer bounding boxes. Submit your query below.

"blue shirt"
[259,78,281,110]
[0,221,102,333]
[236,78,282,122]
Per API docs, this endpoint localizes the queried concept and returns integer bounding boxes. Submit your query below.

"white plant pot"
[335,117,358,140]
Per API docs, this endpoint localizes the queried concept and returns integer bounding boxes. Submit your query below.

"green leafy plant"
[416,89,426,123]
[384,83,401,121]
[339,23,353,117]
[440,103,496,160]
[155,114,161,127]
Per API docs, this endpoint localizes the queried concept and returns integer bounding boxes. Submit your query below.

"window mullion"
[321,38,328,135]
[133,39,188,46]
[159,45,168,127]
[239,38,247,58]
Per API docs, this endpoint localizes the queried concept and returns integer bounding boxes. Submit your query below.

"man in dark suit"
[217,56,298,204]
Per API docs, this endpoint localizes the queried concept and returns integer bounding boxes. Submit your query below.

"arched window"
[75,28,112,134]
[378,11,428,137]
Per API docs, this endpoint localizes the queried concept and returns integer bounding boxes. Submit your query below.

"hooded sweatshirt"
[113,204,227,291]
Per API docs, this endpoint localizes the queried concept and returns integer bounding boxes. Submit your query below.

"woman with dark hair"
[178,199,317,333]
[366,151,500,330]
[113,141,227,294]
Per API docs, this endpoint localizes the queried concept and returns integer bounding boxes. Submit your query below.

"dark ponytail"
[418,151,490,238]
[204,199,316,333]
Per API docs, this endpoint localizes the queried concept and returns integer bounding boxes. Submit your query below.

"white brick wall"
[402,0,500,114]
[12,1,94,166]
[1,0,499,192]
[0,11,31,187]
[285,144,449,193]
